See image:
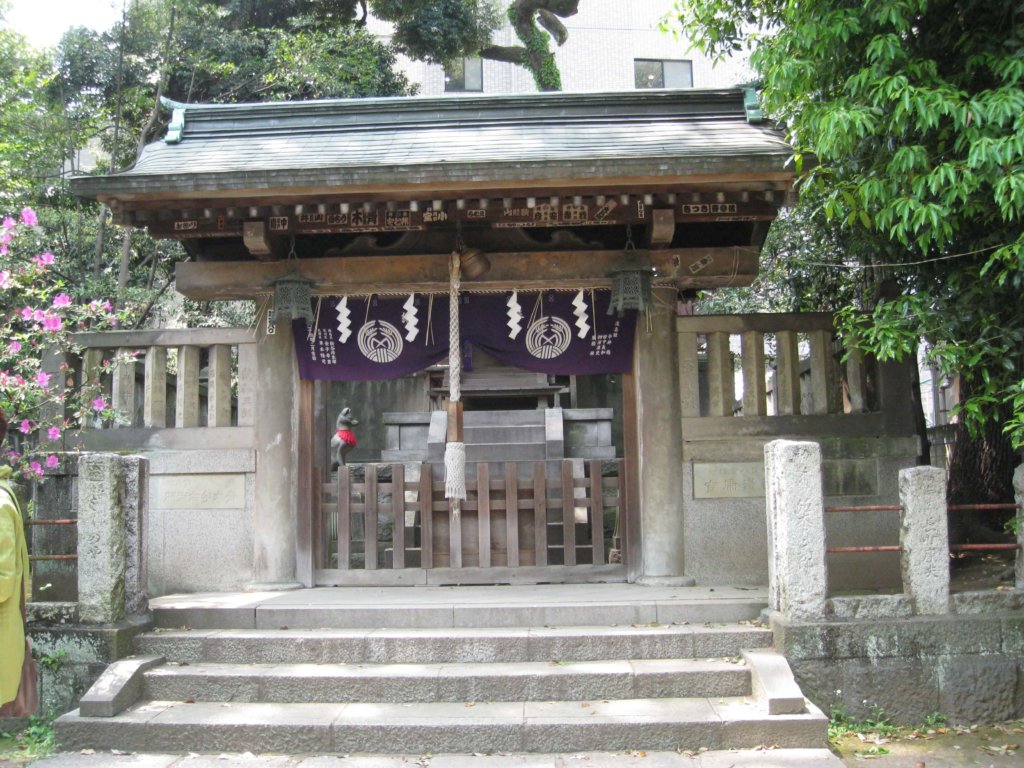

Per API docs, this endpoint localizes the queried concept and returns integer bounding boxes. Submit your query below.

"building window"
[634,59,693,89]
[445,57,484,92]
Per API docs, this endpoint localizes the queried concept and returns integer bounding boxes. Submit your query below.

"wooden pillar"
[250,327,300,589]
[633,288,690,584]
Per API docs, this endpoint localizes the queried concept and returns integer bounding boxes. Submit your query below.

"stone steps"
[57,592,826,756]
[463,425,546,443]
[141,658,751,703]
[137,625,772,663]
[57,696,825,754]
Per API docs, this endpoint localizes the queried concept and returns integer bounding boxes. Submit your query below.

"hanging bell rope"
[444,246,467,518]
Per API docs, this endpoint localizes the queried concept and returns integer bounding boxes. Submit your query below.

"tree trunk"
[946,377,1016,544]
[478,0,579,92]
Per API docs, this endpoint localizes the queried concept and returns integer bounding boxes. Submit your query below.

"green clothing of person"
[0,465,31,706]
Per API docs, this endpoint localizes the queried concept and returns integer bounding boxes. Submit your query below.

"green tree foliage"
[671,0,1024,450]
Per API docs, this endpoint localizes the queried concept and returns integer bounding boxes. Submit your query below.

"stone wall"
[145,449,256,594]
[775,609,1024,723]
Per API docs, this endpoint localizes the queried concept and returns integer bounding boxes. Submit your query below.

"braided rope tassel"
[444,251,466,518]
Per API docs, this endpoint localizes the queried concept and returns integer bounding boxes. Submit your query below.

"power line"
[796,243,1012,271]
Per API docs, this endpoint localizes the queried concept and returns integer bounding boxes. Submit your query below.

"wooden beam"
[176,247,760,300]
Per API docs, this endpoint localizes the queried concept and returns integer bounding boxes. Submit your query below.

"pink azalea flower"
[20,306,34,320]
[8,341,21,353]
[45,455,59,469]
[52,293,72,308]
[19,419,32,434]
[34,309,45,322]
[35,370,51,388]
[20,208,38,227]
[102,300,113,312]
[47,427,61,441]
[92,397,106,412]
[29,461,43,477]
[33,252,55,267]
[42,314,63,332]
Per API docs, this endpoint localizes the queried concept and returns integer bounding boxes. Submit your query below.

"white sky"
[4,0,120,48]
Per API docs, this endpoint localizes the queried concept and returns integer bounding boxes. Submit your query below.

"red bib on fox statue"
[330,407,360,469]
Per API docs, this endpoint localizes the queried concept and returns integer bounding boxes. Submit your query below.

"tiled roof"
[72,89,792,200]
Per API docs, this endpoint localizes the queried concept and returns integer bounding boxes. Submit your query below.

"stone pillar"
[250,325,300,589]
[764,440,827,620]
[121,456,149,615]
[634,288,690,584]
[77,454,126,624]
[1014,465,1024,589]
[899,466,949,615]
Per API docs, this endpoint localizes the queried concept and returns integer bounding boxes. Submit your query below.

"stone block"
[712,698,825,748]
[938,657,1019,723]
[121,456,148,615]
[833,658,940,723]
[743,649,805,715]
[152,503,254,594]
[693,462,765,499]
[79,655,164,717]
[899,466,949,615]
[826,595,914,621]
[822,459,878,496]
[764,440,827,620]
[77,453,127,624]
[145,449,255,475]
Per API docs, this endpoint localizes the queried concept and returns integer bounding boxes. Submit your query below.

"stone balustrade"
[676,312,869,420]
[65,328,257,450]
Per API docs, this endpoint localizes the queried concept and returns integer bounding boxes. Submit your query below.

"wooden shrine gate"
[314,460,627,585]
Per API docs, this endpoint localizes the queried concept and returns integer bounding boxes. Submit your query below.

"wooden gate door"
[314,460,627,585]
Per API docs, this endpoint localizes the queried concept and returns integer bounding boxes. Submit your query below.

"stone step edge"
[86,655,755,717]
[17,749,850,767]
[57,697,828,754]
[151,598,767,629]
[743,649,807,716]
[140,657,752,704]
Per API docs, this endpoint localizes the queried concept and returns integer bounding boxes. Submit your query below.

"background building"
[366,0,752,95]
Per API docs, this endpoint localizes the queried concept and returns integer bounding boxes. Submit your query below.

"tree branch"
[536,9,569,46]
[478,45,530,65]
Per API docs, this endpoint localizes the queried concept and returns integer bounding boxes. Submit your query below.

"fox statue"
[331,407,359,470]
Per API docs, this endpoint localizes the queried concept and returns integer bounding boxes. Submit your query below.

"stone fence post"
[77,453,149,623]
[764,440,828,620]
[898,466,949,615]
[1015,465,1024,590]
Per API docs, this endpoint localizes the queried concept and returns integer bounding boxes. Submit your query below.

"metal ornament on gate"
[271,273,315,324]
